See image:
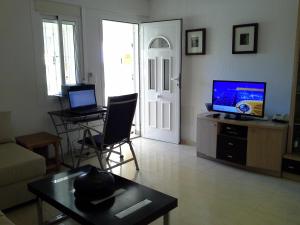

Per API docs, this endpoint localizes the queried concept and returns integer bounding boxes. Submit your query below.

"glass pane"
[42,20,62,95]
[148,59,155,90]
[62,22,77,85]
[163,59,170,91]
[149,38,170,49]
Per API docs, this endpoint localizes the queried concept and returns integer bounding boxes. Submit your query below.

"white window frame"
[41,14,83,96]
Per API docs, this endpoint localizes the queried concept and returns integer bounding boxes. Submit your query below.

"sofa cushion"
[0,211,14,225]
[0,143,46,186]
[0,112,14,144]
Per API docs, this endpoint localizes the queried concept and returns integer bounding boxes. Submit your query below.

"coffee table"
[28,165,178,225]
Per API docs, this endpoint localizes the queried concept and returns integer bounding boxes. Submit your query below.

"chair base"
[77,129,139,171]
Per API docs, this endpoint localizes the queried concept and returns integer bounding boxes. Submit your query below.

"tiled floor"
[5,138,300,225]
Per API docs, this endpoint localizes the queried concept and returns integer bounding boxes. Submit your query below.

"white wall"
[0,0,55,135]
[0,0,149,136]
[149,0,299,144]
[1,0,298,145]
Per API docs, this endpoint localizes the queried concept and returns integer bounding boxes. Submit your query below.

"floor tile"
[5,138,300,225]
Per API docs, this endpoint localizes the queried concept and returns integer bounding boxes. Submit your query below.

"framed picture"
[185,28,206,55]
[232,23,258,54]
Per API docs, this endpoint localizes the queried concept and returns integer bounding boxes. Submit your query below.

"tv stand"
[224,113,254,121]
[197,113,288,177]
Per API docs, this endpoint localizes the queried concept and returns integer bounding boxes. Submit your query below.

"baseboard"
[282,172,300,182]
[180,139,196,146]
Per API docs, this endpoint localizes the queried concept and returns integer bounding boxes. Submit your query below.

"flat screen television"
[212,80,266,119]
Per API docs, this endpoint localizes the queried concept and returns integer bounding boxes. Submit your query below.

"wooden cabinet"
[196,113,288,176]
[247,127,287,172]
[197,118,217,158]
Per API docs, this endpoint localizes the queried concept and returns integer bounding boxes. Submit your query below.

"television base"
[224,113,254,121]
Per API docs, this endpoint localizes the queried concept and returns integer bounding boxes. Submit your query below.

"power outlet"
[87,72,95,84]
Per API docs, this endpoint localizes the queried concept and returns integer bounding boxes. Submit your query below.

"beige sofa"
[0,211,14,225]
[0,112,46,210]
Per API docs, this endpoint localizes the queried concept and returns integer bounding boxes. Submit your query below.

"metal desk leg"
[163,213,170,225]
[61,118,75,168]
[37,198,44,225]
[49,114,65,163]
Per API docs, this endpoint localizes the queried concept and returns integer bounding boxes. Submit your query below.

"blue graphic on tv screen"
[212,81,265,117]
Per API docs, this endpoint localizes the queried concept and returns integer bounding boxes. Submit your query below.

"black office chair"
[77,93,139,170]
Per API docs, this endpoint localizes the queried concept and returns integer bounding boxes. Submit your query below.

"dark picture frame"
[185,28,206,55]
[232,23,258,54]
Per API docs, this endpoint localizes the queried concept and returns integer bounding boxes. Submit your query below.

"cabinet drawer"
[217,135,247,151]
[220,123,247,138]
[217,135,247,165]
[217,148,246,165]
[282,159,300,175]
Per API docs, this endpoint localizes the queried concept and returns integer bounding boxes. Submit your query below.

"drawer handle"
[226,155,233,159]
[228,142,234,146]
[288,166,295,169]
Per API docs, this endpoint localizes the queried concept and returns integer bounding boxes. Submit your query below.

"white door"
[140,20,182,144]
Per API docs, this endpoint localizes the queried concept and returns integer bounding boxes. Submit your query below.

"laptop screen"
[68,89,97,109]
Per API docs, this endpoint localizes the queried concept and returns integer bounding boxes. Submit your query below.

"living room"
[1,0,300,224]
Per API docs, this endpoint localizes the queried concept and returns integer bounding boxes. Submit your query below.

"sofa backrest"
[0,112,14,144]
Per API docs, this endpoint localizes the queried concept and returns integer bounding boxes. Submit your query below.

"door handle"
[171,77,180,81]
[171,74,181,89]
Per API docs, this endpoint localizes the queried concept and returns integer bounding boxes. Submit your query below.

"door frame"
[139,19,183,143]
[101,19,141,137]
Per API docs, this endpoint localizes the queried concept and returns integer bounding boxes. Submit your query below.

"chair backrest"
[102,93,138,145]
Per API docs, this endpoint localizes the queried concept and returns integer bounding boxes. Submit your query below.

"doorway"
[102,20,140,136]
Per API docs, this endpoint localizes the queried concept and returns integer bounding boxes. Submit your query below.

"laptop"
[68,88,103,115]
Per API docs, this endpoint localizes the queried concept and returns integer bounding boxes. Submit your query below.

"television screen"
[212,80,266,117]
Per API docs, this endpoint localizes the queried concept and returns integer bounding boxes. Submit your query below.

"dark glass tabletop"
[48,109,106,118]
[28,165,177,225]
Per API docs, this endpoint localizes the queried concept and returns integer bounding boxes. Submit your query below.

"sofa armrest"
[0,112,14,144]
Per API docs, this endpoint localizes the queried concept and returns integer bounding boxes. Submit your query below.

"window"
[162,58,170,91]
[149,37,170,49]
[148,58,156,90]
[42,17,79,96]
